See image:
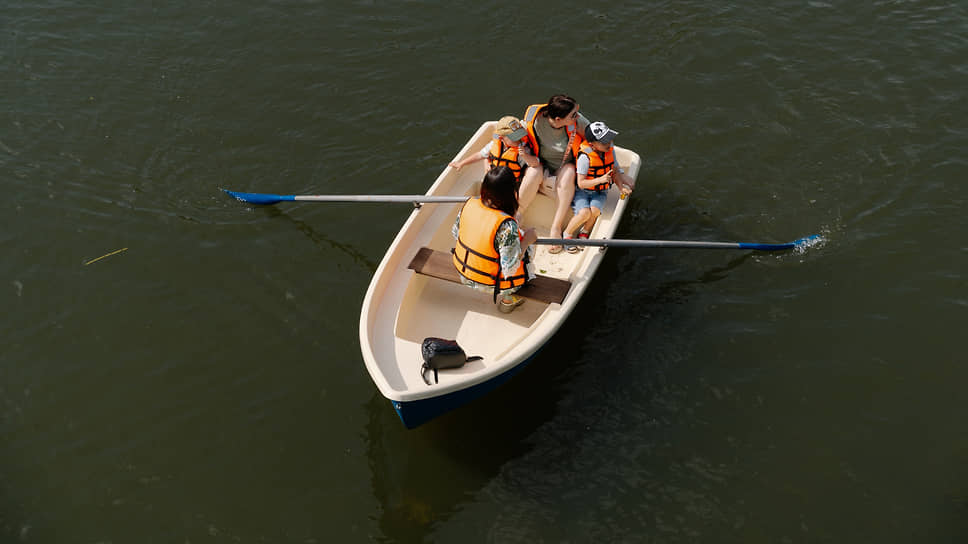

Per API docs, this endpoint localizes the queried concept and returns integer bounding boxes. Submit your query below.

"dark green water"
[3,1,966,542]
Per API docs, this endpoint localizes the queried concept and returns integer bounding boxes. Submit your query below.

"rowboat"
[359,121,641,428]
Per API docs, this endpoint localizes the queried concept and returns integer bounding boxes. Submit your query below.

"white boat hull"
[359,122,641,428]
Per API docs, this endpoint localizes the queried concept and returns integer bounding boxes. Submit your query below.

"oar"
[535,235,821,251]
[223,189,468,205]
[223,190,820,251]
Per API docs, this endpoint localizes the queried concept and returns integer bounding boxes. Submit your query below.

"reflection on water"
[365,344,572,540]
[258,205,379,273]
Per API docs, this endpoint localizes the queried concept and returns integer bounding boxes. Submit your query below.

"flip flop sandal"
[548,244,564,254]
[564,237,580,253]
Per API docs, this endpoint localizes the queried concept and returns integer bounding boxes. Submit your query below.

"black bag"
[420,337,482,385]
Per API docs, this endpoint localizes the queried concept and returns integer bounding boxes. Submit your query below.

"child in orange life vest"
[448,116,541,183]
[562,121,635,253]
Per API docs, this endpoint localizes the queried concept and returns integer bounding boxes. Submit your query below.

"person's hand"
[522,153,540,169]
[448,161,462,171]
[620,172,635,194]
[522,227,538,248]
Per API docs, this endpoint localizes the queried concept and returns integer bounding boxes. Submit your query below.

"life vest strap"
[455,236,500,265]
[453,240,528,302]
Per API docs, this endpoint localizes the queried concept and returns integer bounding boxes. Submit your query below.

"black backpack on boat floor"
[420,337,482,385]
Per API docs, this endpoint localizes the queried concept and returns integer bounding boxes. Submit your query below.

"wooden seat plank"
[407,247,570,305]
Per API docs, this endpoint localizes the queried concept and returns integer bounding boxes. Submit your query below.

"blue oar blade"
[738,234,822,251]
[738,241,795,251]
[794,234,823,248]
[223,189,295,205]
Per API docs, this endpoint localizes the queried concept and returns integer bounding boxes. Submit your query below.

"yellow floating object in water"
[84,247,128,266]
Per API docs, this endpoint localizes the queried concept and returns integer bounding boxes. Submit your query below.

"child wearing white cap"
[562,121,635,252]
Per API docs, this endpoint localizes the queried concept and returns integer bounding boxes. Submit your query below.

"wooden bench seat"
[407,247,571,305]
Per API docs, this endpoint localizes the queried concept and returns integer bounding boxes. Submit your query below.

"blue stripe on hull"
[392,353,538,429]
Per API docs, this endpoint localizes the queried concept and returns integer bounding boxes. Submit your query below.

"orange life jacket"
[578,143,616,192]
[488,138,524,182]
[522,103,584,168]
[452,198,528,301]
